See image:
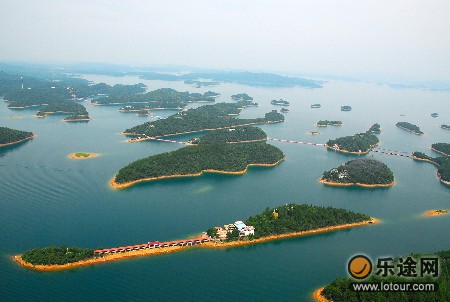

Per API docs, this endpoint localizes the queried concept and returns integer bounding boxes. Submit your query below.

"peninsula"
[0,126,34,146]
[192,126,267,144]
[396,121,423,135]
[412,151,450,185]
[431,143,450,156]
[15,204,376,271]
[321,158,395,187]
[111,142,284,189]
[368,123,381,133]
[325,131,379,154]
[316,120,342,127]
[315,249,450,302]
[123,102,283,138]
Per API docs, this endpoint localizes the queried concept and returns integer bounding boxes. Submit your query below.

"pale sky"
[1,0,450,81]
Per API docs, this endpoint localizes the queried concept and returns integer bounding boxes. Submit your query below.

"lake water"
[0,75,449,301]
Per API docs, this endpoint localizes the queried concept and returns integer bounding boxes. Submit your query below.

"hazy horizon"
[2,0,450,82]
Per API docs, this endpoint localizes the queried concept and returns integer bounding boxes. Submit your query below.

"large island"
[111,142,285,189]
[0,126,34,146]
[192,126,267,144]
[321,158,395,187]
[15,204,376,271]
[123,101,283,139]
[412,150,450,185]
[325,131,379,154]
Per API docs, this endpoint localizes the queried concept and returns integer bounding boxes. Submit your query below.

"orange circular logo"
[348,255,372,279]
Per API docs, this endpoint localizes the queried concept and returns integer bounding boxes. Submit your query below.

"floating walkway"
[372,148,412,158]
[93,237,209,255]
[267,138,324,146]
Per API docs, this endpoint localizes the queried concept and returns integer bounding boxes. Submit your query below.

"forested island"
[123,102,283,138]
[396,122,423,135]
[321,158,395,187]
[441,124,450,130]
[112,142,284,189]
[317,120,342,127]
[119,103,184,112]
[231,93,253,101]
[271,99,289,106]
[311,104,321,108]
[93,88,216,106]
[431,143,450,156]
[36,102,91,121]
[193,126,267,144]
[15,204,375,271]
[368,123,381,133]
[317,249,450,302]
[326,132,379,154]
[412,151,450,185]
[341,105,352,111]
[0,126,34,146]
[21,246,94,265]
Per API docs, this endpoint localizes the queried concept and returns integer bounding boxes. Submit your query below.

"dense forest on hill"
[124,102,283,137]
[322,249,450,302]
[93,88,215,105]
[195,126,267,144]
[114,142,284,184]
[431,143,450,156]
[36,102,90,120]
[322,158,394,185]
[244,204,371,239]
[0,127,34,145]
[368,123,381,133]
[413,151,450,183]
[327,132,379,153]
[21,246,94,265]
[396,122,423,134]
[231,93,253,101]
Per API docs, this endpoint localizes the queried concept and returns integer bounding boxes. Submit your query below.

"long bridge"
[94,237,209,255]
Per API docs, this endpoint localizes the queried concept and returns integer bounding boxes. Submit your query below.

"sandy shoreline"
[312,287,331,302]
[69,153,98,160]
[423,209,449,217]
[324,143,378,155]
[110,158,285,189]
[0,135,35,147]
[396,125,423,135]
[122,120,284,140]
[430,147,449,157]
[319,177,395,188]
[14,218,377,272]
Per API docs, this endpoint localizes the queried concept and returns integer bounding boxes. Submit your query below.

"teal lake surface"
[0,76,449,301]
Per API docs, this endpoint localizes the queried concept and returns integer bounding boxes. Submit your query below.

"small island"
[111,142,285,189]
[368,123,381,134]
[231,93,253,101]
[271,99,289,106]
[431,143,450,156]
[123,102,283,139]
[320,158,395,187]
[325,132,379,154]
[424,209,449,217]
[69,152,97,159]
[316,120,342,127]
[184,80,220,88]
[431,112,439,118]
[311,104,321,108]
[15,204,376,271]
[341,105,352,111]
[316,249,450,302]
[396,121,423,135]
[412,151,450,185]
[441,124,450,130]
[280,108,289,113]
[0,126,34,147]
[36,102,91,122]
[308,131,320,135]
[191,126,267,144]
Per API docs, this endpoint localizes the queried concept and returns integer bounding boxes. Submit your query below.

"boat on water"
[341,105,352,111]
[311,104,321,108]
